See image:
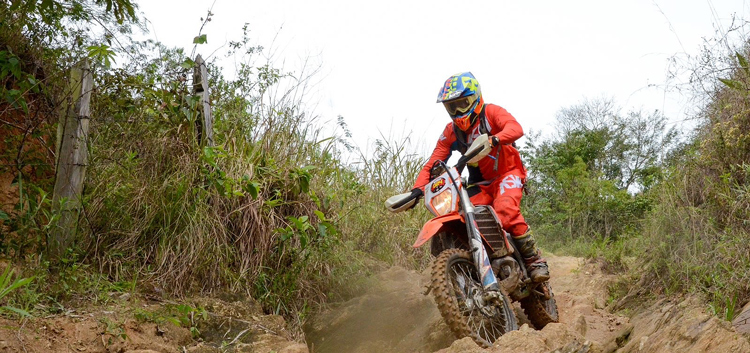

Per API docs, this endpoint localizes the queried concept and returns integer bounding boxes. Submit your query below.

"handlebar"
[390,194,415,209]
[456,145,484,173]
[389,142,486,213]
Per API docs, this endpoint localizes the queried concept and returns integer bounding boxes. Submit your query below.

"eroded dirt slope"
[0,297,307,353]
[0,253,747,353]
[306,254,750,353]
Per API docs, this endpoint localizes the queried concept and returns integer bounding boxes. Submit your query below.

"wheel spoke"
[454,261,503,342]
[480,318,489,341]
[483,309,501,342]
[434,249,516,347]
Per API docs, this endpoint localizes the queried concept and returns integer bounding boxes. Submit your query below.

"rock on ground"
[619,297,750,353]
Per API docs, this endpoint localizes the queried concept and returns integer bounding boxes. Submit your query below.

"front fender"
[412,212,464,248]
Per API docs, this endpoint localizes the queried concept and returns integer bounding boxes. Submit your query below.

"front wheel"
[431,248,518,347]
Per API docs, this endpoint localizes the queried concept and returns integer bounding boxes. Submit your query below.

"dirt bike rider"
[407,72,550,283]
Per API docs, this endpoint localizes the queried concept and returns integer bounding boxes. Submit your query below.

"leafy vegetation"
[1,1,749,345]
[0,265,33,317]
[0,0,429,335]
[520,27,750,319]
[634,40,750,319]
[521,97,677,270]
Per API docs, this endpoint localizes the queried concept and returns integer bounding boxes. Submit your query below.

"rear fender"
[412,212,464,248]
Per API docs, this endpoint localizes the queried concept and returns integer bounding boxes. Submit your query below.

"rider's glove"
[406,187,423,210]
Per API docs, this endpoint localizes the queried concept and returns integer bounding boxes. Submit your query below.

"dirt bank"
[0,296,307,353]
[0,253,747,352]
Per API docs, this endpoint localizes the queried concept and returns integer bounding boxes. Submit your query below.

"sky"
[137,0,749,156]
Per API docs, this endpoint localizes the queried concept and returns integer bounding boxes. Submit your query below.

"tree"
[522,98,678,241]
[550,97,678,191]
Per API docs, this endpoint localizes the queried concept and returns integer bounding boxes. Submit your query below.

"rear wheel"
[520,281,559,329]
[431,248,518,347]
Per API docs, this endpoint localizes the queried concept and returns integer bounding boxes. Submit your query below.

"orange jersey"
[413,104,527,190]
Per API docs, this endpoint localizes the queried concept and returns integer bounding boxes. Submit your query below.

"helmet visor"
[443,95,477,116]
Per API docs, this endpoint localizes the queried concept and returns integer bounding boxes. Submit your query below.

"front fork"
[458,186,499,291]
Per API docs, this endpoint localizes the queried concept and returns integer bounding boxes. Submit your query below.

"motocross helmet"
[436,72,484,131]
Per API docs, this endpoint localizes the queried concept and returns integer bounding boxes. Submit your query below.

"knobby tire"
[430,248,518,348]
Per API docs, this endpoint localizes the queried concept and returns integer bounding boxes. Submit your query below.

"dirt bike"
[385,135,559,347]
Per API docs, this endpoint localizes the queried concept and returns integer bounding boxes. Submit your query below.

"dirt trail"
[305,254,750,353]
[0,254,747,352]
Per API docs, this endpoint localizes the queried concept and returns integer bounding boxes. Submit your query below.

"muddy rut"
[305,254,750,353]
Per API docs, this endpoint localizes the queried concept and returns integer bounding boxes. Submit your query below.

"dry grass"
[65,44,436,336]
[631,43,750,320]
[0,19,444,335]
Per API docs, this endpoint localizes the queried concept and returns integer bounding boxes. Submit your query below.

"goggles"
[443,94,477,116]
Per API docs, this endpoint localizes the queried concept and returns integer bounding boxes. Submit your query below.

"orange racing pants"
[468,169,528,237]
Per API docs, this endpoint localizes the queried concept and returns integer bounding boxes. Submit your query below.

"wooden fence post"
[193,55,214,147]
[50,59,93,260]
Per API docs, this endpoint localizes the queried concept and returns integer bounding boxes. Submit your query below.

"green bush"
[521,98,675,265]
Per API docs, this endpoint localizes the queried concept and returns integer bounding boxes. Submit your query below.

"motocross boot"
[512,230,550,283]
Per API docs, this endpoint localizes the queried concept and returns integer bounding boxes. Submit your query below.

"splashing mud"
[304,266,454,352]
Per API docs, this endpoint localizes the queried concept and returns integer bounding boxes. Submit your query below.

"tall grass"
[637,159,750,320]
[80,41,342,316]
[53,34,439,336]
[630,38,750,319]
[0,13,439,335]
[339,134,432,268]
[0,11,484,334]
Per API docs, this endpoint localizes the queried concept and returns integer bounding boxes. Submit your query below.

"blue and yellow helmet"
[436,72,484,131]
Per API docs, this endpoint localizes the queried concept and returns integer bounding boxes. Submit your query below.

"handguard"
[385,192,417,213]
[466,134,492,164]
